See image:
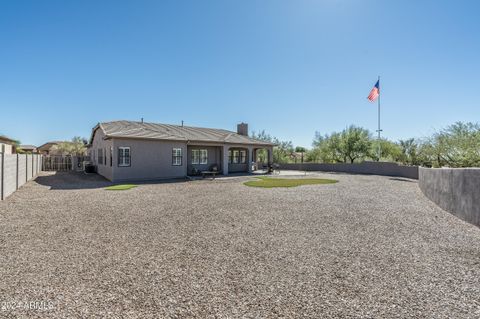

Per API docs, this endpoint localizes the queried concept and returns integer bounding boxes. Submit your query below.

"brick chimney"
[237,123,248,136]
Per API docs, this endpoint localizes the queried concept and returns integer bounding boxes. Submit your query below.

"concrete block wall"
[26,155,32,179]
[419,167,480,227]
[279,161,419,179]
[1,153,43,200]
[2,155,17,199]
[18,155,27,185]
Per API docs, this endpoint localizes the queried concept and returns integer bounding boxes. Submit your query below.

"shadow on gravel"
[35,171,194,190]
[389,177,416,183]
[35,171,112,190]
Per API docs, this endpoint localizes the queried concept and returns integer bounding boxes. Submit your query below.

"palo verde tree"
[370,138,403,162]
[311,126,372,163]
[398,138,419,165]
[340,125,372,163]
[420,122,480,167]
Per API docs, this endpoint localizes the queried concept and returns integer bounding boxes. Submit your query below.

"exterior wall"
[228,163,248,173]
[419,167,480,227]
[111,138,188,182]
[0,143,13,154]
[1,153,42,200]
[90,133,273,181]
[279,162,419,179]
[90,129,114,181]
[187,146,221,175]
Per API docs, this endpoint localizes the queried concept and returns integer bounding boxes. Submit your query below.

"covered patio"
[220,145,274,175]
[185,143,273,176]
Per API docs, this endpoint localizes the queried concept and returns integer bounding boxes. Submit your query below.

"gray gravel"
[0,171,479,318]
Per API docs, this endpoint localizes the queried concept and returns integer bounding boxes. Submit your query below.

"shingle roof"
[37,141,63,150]
[19,145,37,150]
[0,135,16,144]
[95,121,275,146]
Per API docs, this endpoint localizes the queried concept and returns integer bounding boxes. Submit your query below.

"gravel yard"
[0,171,479,318]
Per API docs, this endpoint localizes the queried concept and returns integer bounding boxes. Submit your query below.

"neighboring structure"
[0,136,17,154]
[290,152,305,163]
[37,141,62,155]
[18,145,38,153]
[88,121,275,182]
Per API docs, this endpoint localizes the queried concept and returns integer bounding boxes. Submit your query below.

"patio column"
[268,146,274,164]
[248,146,254,173]
[222,146,229,175]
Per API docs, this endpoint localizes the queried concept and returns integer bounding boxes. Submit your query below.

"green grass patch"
[105,184,137,191]
[244,176,338,188]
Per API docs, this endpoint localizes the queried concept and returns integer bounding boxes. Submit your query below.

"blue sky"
[1,0,479,147]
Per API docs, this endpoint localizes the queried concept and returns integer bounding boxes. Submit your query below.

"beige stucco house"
[18,145,38,153]
[37,141,63,155]
[88,121,275,182]
[0,136,17,154]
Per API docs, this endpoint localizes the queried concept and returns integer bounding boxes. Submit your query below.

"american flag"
[367,80,380,102]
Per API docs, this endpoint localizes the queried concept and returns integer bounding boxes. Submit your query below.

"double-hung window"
[240,150,247,164]
[232,150,240,164]
[200,149,208,164]
[228,149,247,164]
[192,149,208,164]
[191,149,200,164]
[118,147,131,167]
[172,148,182,166]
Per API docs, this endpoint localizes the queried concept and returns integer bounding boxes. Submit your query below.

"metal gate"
[42,155,73,171]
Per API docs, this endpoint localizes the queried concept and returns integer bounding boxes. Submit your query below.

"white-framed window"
[232,150,240,164]
[228,149,247,164]
[118,147,131,167]
[240,150,247,164]
[200,149,208,164]
[98,149,103,165]
[192,149,208,165]
[172,148,182,166]
[191,149,200,164]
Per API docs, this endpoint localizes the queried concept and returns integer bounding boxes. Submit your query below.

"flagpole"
[377,75,381,161]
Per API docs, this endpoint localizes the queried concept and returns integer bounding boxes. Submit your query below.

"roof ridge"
[101,120,235,134]
[97,120,276,146]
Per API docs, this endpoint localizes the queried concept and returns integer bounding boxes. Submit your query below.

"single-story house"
[0,136,17,154]
[88,120,275,182]
[18,145,38,153]
[37,141,63,155]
